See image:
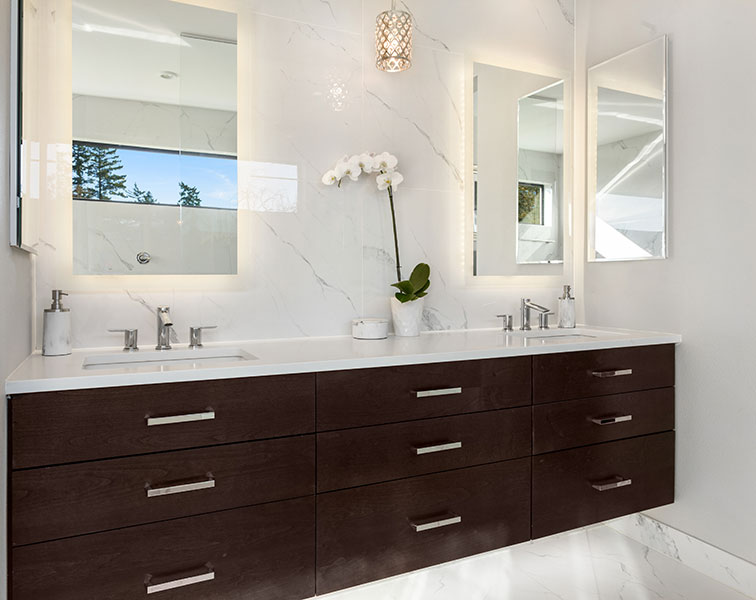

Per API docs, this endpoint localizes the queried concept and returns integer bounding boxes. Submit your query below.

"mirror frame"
[8,0,30,251]
[586,35,668,262]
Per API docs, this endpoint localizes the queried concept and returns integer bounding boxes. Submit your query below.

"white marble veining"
[313,525,751,600]
[30,0,575,350]
[608,514,756,599]
[6,325,680,394]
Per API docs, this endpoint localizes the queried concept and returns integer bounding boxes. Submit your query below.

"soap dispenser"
[43,290,72,356]
[557,285,576,329]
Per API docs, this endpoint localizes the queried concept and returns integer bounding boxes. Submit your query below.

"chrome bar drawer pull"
[591,368,633,378]
[414,441,463,455]
[146,410,215,427]
[415,387,462,398]
[146,570,215,594]
[591,415,633,426]
[411,514,462,532]
[591,477,633,492]
[147,478,215,498]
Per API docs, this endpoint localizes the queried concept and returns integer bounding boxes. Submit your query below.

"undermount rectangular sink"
[507,328,618,341]
[82,347,258,370]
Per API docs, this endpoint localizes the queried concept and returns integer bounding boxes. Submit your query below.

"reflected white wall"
[73,201,237,275]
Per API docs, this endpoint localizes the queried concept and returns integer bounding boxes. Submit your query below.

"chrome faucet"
[156,306,173,350]
[520,298,551,331]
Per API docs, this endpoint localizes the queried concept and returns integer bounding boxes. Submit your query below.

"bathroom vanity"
[5,328,679,599]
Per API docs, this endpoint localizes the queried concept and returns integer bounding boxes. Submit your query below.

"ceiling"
[518,82,565,154]
[596,88,663,146]
[72,0,237,111]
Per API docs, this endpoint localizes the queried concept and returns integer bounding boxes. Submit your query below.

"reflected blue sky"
[103,147,237,209]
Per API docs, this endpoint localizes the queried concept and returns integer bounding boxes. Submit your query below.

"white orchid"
[321,170,339,186]
[355,152,375,173]
[373,152,398,172]
[321,151,420,294]
[376,171,404,191]
[334,156,362,182]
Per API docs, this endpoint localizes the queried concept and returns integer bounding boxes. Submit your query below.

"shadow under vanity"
[7,342,675,599]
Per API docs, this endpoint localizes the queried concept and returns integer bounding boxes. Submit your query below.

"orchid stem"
[387,185,402,282]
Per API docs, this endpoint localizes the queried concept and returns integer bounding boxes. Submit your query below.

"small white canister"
[42,290,72,356]
[352,318,389,340]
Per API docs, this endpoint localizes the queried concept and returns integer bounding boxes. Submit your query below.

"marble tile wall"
[33,0,574,348]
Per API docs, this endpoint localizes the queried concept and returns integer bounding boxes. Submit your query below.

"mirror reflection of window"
[518,182,544,225]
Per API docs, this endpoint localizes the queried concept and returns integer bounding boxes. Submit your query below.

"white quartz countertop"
[5,326,681,395]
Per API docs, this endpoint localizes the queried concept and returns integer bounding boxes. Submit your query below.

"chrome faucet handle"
[496,314,513,332]
[108,328,139,352]
[189,326,217,349]
[156,306,173,350]
[538,312,555,330]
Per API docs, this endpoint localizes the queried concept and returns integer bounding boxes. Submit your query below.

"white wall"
[27,0,574,349]
[577,0,756,564]
[1,0,34,593]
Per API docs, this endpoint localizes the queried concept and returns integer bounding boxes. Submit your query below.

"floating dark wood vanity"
[7,344,676,599]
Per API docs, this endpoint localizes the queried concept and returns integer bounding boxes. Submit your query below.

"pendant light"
[375,0,413,73]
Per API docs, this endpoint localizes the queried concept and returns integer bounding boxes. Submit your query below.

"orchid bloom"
[356,153,375,173]
[377,171,404,191]
[335,157,362,182]
[373,152,398,173]
[321,170,339,186]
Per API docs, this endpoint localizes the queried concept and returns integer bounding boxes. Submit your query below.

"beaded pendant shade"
[375,0,413,72]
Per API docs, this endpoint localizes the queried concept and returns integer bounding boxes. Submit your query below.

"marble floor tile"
[313,525,752,600]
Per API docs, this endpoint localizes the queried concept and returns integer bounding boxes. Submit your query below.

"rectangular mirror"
[587,36,667,261]
[71,0,238,274]
[473,63,566,276]
[17,0,239,274]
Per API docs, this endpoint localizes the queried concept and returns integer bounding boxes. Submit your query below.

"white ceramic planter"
[390,296,425,337]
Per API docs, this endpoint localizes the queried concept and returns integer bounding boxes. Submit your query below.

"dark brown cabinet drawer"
[11,374,315,468]
[532,432,674,539]
[533,388,674,454]
[318,408,530,492]
[316,459,531,594]
[317,357,531,430]
[533,344,675,404]
[12,435,315,546]
[11,497,315,600]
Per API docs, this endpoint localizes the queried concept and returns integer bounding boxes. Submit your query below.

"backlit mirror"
[71,0,238,274]
[473,63,566,276]
[18,0,238,274]
[587,36,667,261]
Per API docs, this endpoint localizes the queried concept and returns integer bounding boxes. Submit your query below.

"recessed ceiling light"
[160,71,178,80]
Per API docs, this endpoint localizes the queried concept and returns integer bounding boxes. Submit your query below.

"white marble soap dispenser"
[558,285,576,329]
[42,290,72,356]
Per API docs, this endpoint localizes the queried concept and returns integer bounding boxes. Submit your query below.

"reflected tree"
[179,182,202,207]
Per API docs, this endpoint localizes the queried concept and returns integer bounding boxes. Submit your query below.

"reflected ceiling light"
[375,0,413,73]
[72,23,189,46]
